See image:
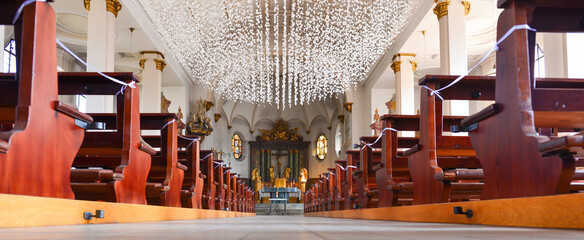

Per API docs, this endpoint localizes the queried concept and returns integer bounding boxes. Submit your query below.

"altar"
[259,187,301,203]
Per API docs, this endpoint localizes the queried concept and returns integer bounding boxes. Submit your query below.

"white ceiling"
[372,0,501,89]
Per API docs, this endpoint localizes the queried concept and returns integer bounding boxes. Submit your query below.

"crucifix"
[271,151,288,178]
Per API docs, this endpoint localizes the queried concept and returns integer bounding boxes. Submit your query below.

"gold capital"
[392,53,417,61]
[433,1,450,21]
[390,61,402,73]
[338,115,345,124]
[344,102,353,113]
[139,59,146,70]
[83,0,90,11]
[411,61,418,72]
[462,1,471,16]
[154,59,167,72]
[106,0,122,18]
[214,113,222,123]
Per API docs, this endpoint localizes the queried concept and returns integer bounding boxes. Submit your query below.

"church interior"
[1,0,584,238]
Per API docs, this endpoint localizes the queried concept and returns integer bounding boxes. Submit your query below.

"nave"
[1,216,583,240]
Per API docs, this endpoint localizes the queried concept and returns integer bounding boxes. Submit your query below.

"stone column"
[542,33,568,78]
[139,51,166,113]
[435,0,471,116]
[84,0,121,113]
[390,53,417,115]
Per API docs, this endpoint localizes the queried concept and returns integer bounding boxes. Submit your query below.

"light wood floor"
[0,216,582,240]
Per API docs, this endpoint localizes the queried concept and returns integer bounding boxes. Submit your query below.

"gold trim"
[411,61,418,72]
[433,1,450,21]
[140,51,165,59]
[338,115,345,124]
[391,61,402,73]
[344,103,353,113]
[214,113,222,123]
[154,59,166,72]
[392,53,417,61]
[83,0,91,11]
[204,101,214,112]
[106,0,122,18]
[462,1,471,16]
[139,59,146,70]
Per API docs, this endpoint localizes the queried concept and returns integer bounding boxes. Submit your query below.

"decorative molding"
[344,103,353,113]
[228,125,232,130]
[338,115,345,124]
[83,0,91,11]
[390,61,402,73]
[411,61,418,72]
[214,113,222,123]
[106,0,123,17]
[138,59,146,70]
[250,130,254,134]
[154,59,166,72]
[462,1,471,16]
[139,51,165,59]
[392,53,417,61]
[204,101,214,112]
[433,1,450,21]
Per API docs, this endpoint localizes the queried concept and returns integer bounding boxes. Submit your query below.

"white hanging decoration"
[138,0,420,108]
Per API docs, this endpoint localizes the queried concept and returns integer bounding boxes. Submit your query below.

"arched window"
[231,134,242,159]
[316,135,328,160]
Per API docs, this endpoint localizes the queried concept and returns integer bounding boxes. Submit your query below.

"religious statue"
[186,98,213,138]
[251,168,262,201]
[370,108,382,135]
[161,93,171,113]
[284,168,291,180]
[385,93,397,114]
[299,168,308,193]
[269,165,274,183]
[277,158,283,178]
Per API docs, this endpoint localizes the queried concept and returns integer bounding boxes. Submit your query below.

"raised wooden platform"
[0,194,254,228]
[305,193,584,229]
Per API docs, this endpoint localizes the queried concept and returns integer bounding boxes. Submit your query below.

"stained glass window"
[232,134,242,159]
[316,135,328,160]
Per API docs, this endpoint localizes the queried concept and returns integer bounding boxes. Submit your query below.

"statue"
[161,93,171,113]
[370,108,382,135]
[251,168,262,202]
[186,99,213,138]
[269,165,274,183]
[284,168,291,180]
[277,158,283,178]
[385,93,396,114]
[299,168,308,193]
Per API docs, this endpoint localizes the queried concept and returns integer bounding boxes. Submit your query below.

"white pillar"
[84,0,121,113]
[435,0,470,116]
[139,51,165,113]
[391,53,417,115]
[542,33,568,78]
[0,26,5,72]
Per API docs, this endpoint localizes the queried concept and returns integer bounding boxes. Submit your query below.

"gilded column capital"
[84,0,123,18]
[214,113,222,123]
[411,61,418,72]
[154,59,167,72]
[139,59,146,69]
[390,61,402,73]
[433,1,450,21]
[344,102,353,113]
[106,0,122,18]
[338,115,345,124]
[462,1,471,16]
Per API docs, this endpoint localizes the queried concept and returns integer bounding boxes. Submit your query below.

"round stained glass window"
[316,135,328,160]
[232,134,242,159]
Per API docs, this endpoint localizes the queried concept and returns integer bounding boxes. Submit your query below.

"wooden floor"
[305,193,584,229]
[0,216,582,239]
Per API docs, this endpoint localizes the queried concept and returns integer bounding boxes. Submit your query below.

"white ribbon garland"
[178,135,201,148]
[424,24,537,100]
[160,119,176,130]
[361,127,398,150]
[12,0,45,24]
[336,163,357,171]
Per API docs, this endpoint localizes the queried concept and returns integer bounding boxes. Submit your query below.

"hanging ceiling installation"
[139,0,421,108]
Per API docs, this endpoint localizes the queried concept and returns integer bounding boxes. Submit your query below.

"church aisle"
[0,216,582,240]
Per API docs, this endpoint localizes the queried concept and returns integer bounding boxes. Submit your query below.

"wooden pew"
[57,71,154,204]
[231,173,238,211]
[355,137,382,208]
[327,168,337,211]
[0,1,92,199]
[213,159,226,210]
[138,114,187,207]
[455,0,584,200]
[342,150,359,210]
[334,160,347,210]
[223,167,232,210]
[176,137,204,209]
[200,150,216,209]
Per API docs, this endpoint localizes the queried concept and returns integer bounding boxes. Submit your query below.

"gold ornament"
[433,1,450,21]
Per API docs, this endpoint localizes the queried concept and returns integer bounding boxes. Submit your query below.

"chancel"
[0,0,584,239]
